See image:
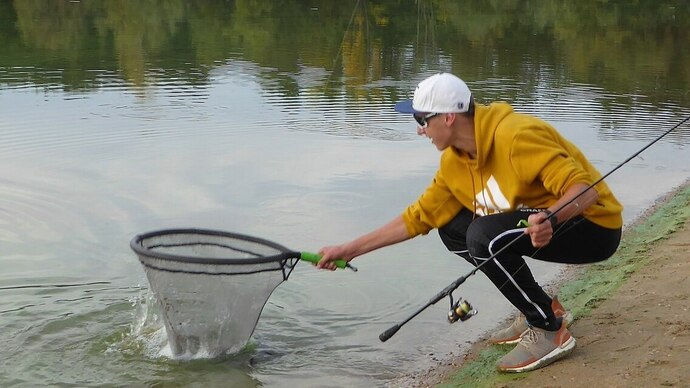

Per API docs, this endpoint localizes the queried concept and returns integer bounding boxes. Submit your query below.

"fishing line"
[379,114,690,342]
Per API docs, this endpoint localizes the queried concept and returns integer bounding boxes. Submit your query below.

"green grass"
[439,184,690,387]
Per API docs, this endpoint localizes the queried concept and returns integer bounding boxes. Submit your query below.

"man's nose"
[417,126,426,136]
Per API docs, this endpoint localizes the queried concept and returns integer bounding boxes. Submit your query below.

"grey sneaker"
[496,323,576,373]
[489,295,573,345]
[489,314,529,345]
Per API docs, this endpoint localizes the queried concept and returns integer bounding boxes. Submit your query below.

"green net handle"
[300,252,350,270]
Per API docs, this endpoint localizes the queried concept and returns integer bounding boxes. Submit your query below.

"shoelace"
[519,327,539,347]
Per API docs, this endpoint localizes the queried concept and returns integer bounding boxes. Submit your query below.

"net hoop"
[130,228,300,265]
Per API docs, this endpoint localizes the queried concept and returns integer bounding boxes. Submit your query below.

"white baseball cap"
[394,73,472,114]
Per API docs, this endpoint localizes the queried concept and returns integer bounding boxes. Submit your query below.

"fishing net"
[130,228,300,358]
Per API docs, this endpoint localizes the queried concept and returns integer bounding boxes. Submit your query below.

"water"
[1,1,689,387]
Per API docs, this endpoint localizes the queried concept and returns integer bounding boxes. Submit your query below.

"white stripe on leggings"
[450,249,478,265]
[480,227,548,320]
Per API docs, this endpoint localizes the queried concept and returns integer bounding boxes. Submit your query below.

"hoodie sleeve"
[509,127,593,196]
[401,169,463,237]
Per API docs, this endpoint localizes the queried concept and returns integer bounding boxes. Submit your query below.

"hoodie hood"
[473,102,514,166]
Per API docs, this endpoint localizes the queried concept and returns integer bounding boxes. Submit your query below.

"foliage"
[0,0,688,107]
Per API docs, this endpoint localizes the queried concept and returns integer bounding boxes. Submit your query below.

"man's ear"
[444,112,457,126]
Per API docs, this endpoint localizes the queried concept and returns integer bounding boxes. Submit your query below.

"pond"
[1,1,689,386]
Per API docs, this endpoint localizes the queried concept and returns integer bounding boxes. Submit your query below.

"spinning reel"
[447,293,477,323]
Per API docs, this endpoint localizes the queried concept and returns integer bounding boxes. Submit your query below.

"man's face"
[415,113,450,150]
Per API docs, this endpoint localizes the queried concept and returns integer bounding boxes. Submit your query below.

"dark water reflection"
[3,1,689,107]
[1,1,689,387]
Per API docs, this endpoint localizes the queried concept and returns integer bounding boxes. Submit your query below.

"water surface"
[1,1,689,387]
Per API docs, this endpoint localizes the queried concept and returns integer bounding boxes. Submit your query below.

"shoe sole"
[491,312,574,346]
[498,336,577,373]
[491,329,528,345]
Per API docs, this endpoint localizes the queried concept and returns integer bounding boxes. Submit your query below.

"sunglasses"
[414,112,440,128]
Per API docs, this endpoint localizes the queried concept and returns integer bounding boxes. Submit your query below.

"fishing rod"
[379,115,690,342]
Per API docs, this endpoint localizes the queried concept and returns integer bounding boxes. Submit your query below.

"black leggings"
[439,208,621,330]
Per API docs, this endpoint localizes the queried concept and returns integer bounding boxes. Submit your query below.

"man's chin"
[435,143,448,151]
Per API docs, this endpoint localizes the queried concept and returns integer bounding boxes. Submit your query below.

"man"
[317,73,623,372]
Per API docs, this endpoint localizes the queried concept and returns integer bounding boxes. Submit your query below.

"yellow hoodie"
[402,102,623,237]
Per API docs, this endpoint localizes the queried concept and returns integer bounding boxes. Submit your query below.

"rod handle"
[379,324,400,342]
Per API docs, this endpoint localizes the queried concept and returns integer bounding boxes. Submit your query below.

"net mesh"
[130,229,299,358]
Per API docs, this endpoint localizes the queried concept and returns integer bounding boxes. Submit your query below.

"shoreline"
[391,180,690,388]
